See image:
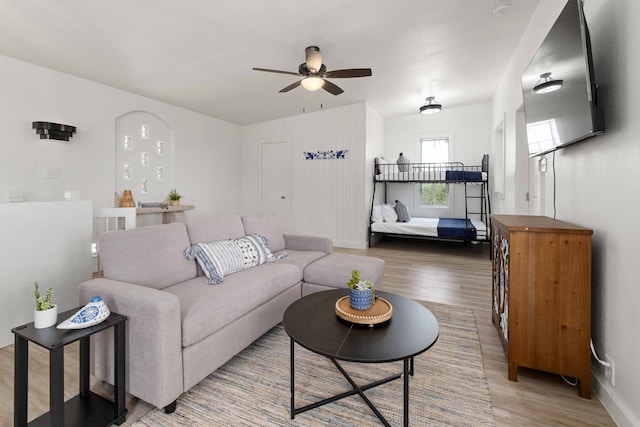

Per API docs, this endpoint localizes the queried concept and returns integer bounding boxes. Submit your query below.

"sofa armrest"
[283,234,333,254]
[79,278,183,409]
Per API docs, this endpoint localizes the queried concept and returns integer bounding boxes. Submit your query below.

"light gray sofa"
[79,213,384,413]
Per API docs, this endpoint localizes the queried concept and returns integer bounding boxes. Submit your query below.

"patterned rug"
[132,301,495,426]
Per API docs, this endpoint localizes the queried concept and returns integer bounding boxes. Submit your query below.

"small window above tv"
[521,0,604,157]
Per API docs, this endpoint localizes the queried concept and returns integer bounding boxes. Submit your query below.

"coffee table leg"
[404,358,409,427]
[290,337,295,419]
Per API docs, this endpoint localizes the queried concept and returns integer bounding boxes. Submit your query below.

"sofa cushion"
[275,249,328,271]
[186,215,246,244]
[98,222,197,290]
[184,235,275,284]
[303,253,385,289]
[241,214,286,252]
[164,262,302,347]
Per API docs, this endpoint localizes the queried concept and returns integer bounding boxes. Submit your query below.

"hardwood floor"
[0,237,615,426]
[338,237,615,427]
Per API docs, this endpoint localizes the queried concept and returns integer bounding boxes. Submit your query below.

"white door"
[260,141,290,231]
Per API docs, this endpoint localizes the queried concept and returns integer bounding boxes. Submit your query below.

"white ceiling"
[0,0,540,125]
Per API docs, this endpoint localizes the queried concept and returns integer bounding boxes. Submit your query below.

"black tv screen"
[521,0,604,157]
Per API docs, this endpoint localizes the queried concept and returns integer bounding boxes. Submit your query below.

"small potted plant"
[34,282,57,329]
[347,269,376,310]
[168,189,182,206]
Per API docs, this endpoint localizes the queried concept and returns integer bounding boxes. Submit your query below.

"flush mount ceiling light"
[419,96,442,115]
[300,76,325,91]
[534,72,564,94]
[492,1,511,15]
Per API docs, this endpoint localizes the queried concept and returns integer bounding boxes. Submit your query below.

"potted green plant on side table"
[34,282,57,329]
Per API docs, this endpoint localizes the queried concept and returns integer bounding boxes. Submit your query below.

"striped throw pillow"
[184,234,275,284]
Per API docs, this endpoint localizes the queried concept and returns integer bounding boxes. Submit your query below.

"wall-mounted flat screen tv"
[521,0,604,157]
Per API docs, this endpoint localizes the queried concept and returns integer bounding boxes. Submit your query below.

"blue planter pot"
[349,289,373,310]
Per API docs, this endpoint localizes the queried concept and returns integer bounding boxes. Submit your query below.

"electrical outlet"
[46,167,60,179]
[604,354,615,387]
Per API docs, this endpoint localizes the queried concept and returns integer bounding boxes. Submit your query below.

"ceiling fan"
[253,46,372,95]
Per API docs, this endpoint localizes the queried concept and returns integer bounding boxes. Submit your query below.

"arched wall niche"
[115,111,175,205]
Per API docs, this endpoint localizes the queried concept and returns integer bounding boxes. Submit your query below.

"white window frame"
[413,133,455,216]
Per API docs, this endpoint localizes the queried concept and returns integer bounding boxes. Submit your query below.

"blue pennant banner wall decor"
[303,150,349,160]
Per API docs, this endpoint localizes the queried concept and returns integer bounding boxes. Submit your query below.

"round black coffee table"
[283,289,439,427]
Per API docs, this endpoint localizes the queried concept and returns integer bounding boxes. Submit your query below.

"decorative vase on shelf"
[349,289,373,311]
[119,190,135,207]
[34,305,58,329]
[169,200,180,206]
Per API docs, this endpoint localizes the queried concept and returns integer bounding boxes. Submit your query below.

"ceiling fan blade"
[253,67,301,77]
[322,80,344,95]
[324,68,372,78]
[279,80,302,93]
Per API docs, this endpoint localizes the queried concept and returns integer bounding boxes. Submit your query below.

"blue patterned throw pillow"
[184,234,275,284]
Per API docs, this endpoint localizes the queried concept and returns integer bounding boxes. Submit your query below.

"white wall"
[0,54,242,220]
[492,0,640,425]
[241,103,381,249]
[383,103,492,219]
[0,202,93,347]
[365,104,386,241]
[0,54,242,343]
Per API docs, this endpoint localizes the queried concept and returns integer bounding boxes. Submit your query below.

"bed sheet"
[371,217,488,240]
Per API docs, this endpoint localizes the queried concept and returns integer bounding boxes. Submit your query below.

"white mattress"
[371,217,488,239]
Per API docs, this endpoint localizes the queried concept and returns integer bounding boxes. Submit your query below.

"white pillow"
[183,234,275,284]
[382,204,398,223]
[376,157,399,175]
[371,205,384,223]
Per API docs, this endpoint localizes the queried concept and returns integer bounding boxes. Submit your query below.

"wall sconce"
[32,122,76,141]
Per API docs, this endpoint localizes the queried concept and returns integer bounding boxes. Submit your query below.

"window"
[420,138,450,207]
[526,119,560,154]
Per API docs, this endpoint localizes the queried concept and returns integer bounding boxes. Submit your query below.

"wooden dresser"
[491,214,592,398]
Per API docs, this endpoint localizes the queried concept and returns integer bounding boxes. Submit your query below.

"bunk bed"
[370,154,491,246]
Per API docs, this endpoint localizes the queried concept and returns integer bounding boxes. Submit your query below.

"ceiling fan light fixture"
[305,46,323,73]
[492,1,511,15]
[419,96,442,115]
[534,72,564,94]
[301,76,325,91]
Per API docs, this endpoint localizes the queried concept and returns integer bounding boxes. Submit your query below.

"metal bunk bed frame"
[369,154,491,247]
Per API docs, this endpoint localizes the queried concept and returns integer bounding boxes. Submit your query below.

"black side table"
[12,307,128,427]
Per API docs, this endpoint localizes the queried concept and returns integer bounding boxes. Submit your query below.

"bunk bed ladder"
[464,179,491,242]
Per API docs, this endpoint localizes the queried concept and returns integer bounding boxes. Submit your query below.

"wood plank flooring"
[338,237,615,427]
[0,237,615,426]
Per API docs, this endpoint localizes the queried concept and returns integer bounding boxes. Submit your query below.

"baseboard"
[592,371,639,427]
[333,240,368,249]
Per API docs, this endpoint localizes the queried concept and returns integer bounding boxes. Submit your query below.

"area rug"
[132,301,495,426]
